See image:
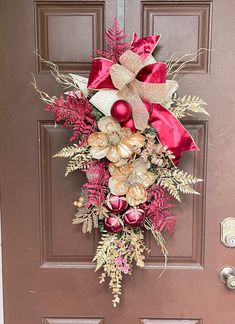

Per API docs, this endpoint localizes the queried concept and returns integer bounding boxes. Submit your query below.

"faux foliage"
[170,95,209,118]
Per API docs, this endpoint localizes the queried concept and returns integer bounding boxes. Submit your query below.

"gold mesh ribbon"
[109,50,172,131]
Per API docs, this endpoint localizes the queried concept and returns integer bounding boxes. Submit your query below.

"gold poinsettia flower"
[108,159,156,206]
[88,116,145,164]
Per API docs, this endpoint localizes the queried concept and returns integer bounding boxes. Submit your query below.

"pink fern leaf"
[93,18,130,62]
[142,185,176,234]
[45,92,97,145]
[82,161,110,207]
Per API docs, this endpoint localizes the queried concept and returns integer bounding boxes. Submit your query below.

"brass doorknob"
[219,267,235,289]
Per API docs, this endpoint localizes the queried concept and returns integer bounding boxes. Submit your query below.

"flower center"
[127,172,140,185]
[107,132,121,145]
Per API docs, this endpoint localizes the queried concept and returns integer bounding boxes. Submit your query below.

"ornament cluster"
[104,194,145,232]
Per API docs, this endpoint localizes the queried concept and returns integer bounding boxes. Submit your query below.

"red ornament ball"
[104,215,124,233]
[123,208,145,228]
[120,118,137,133]
[106,194,128,213]
[111,100,132,122]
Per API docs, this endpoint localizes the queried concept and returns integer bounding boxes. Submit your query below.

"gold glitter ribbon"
[109,50,173,131]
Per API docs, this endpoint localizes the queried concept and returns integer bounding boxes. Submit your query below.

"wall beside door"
[0,221,3,323]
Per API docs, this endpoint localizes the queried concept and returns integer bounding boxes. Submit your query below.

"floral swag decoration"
[33,19,208,307]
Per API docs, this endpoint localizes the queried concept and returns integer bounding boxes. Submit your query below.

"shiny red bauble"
[104,215,124,233]
[123,208,145,227]
[106,194,128,213]
[111,100,132,122]
[120,118,137,133]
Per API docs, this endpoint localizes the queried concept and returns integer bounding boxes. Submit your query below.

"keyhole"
[230,280,235,287]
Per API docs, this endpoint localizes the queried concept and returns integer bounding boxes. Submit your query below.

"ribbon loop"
[110,64,136,91]
[119,50,143,73]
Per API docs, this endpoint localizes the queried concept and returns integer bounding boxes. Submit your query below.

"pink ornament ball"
[123,208,145,227]
[104,215,124,233]
[120,118,137,133]
[106,194,128,213]
[111,100,132,122]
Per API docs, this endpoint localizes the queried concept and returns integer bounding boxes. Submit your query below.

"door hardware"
[219,267,235,290]
[221,217,235,247]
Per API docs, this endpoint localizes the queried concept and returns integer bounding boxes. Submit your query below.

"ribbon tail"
[149,103,199,164]
[119,86,149,131]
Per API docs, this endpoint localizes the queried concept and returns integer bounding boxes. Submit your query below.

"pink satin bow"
[87,33,198,163]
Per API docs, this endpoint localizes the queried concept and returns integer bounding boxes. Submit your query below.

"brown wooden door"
[1,0,235,323]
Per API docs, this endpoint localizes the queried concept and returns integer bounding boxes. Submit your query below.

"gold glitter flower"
[88,116,145,164]
[108,159,156,206]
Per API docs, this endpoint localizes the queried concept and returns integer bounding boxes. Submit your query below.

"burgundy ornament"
[123,208,145,227]
[106,194,128,213]
[104,215,124,233]
[120,118,137,133]
[111,100,132,122]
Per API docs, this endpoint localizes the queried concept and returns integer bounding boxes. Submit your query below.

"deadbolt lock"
[221,217,235,247]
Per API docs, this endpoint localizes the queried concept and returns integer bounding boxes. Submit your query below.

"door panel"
[140,321,201,324]
[43,319,104,324]
[36,1,107,73]
[143,1,210,73]
[39,120,207,268]
[1,0,235,323]
[125,1,211,73]
[39,122,95,266]
[146,121,207,266]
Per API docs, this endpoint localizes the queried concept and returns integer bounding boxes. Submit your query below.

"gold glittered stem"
[34,52,79,89]
[144,219,168,278]
[31,73,55,104]
[166,48,214,78]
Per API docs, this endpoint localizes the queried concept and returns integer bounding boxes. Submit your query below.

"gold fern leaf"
[172,169,203,185]
[177,184,200,195]
[73,205,108,233]
[156,167,202,201]
[170,94,209,118]
[65,154,91,176]
[157,177,181,201]
[53,144,92,176]
[54,144,89,158]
